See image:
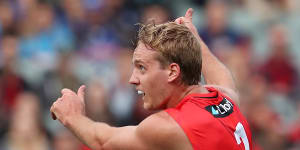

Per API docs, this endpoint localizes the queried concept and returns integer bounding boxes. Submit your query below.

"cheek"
[147,73,168,105]
[147,73,165,93]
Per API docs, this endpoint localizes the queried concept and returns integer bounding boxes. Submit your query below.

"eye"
[139,65,146,71]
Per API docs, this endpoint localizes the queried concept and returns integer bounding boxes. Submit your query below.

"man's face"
[129,43,170,110]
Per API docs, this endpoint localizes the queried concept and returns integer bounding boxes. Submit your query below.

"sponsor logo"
[205,97,234,118]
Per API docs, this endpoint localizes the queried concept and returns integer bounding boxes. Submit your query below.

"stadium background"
[0,0,300,149]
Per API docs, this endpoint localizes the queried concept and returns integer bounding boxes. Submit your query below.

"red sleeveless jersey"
[165,87,252,150]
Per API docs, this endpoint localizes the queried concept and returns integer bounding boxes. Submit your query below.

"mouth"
[137,90,145,99]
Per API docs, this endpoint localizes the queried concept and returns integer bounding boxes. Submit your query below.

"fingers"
[185,8,193,20]
[77,85,86,101]
[175,17,183,24]
[175,8,194,25]
[175,18,181,24]
[51,86,86,121]
[50,98,62,120]
[60,86,86,102]
[51,112,57,120]
[61,88,75,95]
[50,102,57,120]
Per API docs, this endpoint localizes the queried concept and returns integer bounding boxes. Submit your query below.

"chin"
[143,103,152,110]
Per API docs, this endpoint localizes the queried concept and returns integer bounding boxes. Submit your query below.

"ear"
[168,63,181,82]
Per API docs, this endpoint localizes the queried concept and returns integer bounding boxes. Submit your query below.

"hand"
[175,8,199,40]
[175,8,208,50]
[50,85,86,125]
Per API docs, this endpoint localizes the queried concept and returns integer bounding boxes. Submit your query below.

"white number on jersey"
[234,122,250,150]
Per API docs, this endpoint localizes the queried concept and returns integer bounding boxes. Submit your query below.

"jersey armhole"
[164,109,196,150]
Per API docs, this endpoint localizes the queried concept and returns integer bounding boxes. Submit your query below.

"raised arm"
[50,86,187,150]
[175,9,239,104]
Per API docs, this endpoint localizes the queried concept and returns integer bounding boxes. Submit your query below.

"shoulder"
[136,111,192,150]
[204,84,240,106]
[137,111,177,137]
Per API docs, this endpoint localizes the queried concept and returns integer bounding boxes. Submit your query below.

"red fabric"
[260,56,297,92]
[165,87,252,150]
[288,125,300,142]
[81,144,91,150]
[1,73,24,113]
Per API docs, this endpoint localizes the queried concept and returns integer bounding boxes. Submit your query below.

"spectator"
[199,0,243,56]
[14,0,38,18]
[259,24,298,95]
[109,49,137,126]
[0,92,51,150]
[245,74,287,150]
[61,0,87,48]
[78,0,121,61]
[141,4,171,24]
[85,80,112,123]
[0,1,16,37]
[0,33,26,136]
[52,128,82,150]
[40,52,81,133]
[40,52,81,110]
[18,3,74,86]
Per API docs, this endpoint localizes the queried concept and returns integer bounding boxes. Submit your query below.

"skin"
[51,8,238,150]
[129,42,207,110]
[129,43,170,110]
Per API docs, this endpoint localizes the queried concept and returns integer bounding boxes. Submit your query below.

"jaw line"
[157,97,169,109]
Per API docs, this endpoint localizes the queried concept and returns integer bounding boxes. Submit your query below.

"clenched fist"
[50,85,86,126]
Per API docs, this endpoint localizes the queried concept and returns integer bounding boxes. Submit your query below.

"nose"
[129,72,139,85]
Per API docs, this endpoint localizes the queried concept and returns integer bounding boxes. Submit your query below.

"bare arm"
[175,9,239,104]
[50,86,189,150]
[63,115,145,150]
[64,115,115,149]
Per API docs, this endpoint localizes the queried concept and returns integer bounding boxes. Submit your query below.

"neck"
[166,83,209,108]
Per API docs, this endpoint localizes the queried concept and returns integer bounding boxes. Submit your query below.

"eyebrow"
[132,59,143,65]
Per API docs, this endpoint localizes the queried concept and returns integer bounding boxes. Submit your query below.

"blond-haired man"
[51,8,252,150]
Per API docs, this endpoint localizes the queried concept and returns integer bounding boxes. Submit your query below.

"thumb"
[185,8,194,21]
[77,85,86,101]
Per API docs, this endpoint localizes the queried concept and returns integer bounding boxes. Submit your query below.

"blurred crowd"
[0,0,299,150]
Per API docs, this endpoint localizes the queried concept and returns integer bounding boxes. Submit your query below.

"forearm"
[195,35,236,91]
[65,115,115,150]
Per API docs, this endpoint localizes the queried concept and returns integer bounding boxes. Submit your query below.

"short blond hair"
[137,22,202,85]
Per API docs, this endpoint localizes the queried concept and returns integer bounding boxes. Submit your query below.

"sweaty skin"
[50,8,239,150]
